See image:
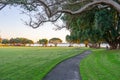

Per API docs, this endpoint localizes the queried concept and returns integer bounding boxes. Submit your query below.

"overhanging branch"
[0,4,6,10]
[52,0,120,16]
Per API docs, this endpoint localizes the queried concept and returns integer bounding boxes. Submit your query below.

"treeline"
[1,38,34,46]
[1,37,62,47]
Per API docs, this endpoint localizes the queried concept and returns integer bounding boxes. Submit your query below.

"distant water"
[26,43,109,48]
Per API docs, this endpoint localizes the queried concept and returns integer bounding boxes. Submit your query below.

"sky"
[0,6,70,43]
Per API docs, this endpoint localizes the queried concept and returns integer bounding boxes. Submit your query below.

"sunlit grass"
[80,49,120,80]
[0,47,84,80]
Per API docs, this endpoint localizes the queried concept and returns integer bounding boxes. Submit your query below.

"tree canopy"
[38,39,48,47]
[49,38,62,47]
[0,0,120,28]
[63,5,120,49]
[8,37,34,46]
[2,39,9,44]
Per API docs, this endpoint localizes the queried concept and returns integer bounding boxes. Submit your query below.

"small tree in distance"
[38,39,48,47]
[49,38,62,47]
[2,39,9,45]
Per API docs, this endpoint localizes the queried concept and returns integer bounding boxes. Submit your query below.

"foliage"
[9,37,33,46]
[2,39,9,44]
[38,39,48,47]
[66,35,74,43]
[49,38,62,47]
[66,35,74,47]
[95,8,120,49]
[62,6,120,49]
[62,7,102,47]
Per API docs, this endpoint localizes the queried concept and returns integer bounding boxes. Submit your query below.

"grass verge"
[80,49,120,80]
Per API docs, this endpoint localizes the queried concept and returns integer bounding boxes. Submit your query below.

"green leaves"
[62,5,120,49]
[49,38,62,46]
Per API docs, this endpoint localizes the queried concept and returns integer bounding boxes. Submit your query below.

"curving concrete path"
[43,50,91,80]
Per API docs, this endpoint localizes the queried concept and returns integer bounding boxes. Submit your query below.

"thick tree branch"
[52,0,120,16]
[0,4,6,10]
[1,0,120,28]
[27,0,120,28]
[37,0,52,18]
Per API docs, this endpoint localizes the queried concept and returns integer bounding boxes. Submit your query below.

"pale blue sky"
[0,6,70,42]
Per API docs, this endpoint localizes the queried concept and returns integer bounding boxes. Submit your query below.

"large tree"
[63,8,101,48]
[63,3,120,49]
[95,8,120,49]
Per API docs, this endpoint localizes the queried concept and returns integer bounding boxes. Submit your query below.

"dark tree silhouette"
[49,38,62,47]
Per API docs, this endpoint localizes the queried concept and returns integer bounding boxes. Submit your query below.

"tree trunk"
[69,43,73,47]
[109,42,118,50]
[98,43,101,48]
[85,44,88,47]
[55,43,57,47]
[118,40,120,49]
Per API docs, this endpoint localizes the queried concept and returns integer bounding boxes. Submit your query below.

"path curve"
[43,50,91,80]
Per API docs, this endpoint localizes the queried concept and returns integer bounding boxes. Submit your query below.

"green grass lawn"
[0,47,84,80]
[80,49,120,80]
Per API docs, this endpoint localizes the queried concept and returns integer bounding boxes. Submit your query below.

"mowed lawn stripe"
[80,49,120,80]
[0,47,84,80]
